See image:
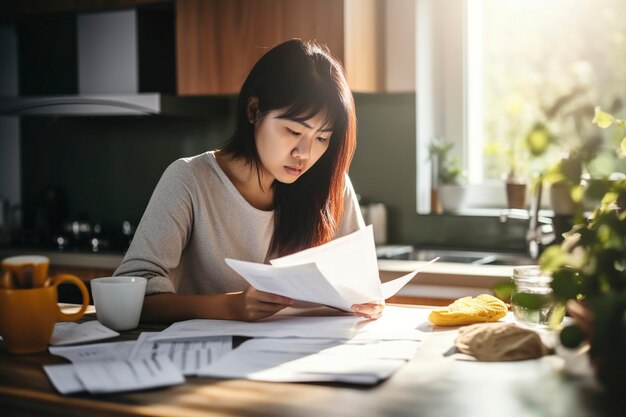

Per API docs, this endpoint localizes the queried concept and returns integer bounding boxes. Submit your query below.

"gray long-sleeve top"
[114,151,365,295]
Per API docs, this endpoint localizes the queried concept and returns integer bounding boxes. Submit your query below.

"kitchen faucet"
[526,177,555,259]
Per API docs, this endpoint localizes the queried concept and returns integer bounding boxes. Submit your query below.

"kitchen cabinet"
[345,0,415,93]
[12,5,175,97]
[5,0,415,95]
[382,0,415,92]
[176,0,342,95]
[176,0,415,95]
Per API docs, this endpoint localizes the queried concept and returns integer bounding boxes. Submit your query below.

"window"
[416,0,626,213]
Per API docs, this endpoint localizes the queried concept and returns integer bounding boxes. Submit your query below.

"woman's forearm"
[140,292,243,324]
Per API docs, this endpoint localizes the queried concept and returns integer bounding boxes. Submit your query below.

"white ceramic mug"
[90,276,147,331]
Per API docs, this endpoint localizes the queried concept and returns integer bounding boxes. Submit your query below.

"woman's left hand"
[351,300,385,320]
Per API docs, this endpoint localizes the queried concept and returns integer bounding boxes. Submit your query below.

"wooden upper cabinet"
[176,0,344,95]
[8,0,415,95]
[382,0,415,93]
[344,0,415,93]
[176,0,415,95]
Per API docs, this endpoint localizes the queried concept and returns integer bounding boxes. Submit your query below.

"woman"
[114,39,384,323]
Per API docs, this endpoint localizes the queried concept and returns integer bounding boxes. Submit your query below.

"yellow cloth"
[428,294,508,326]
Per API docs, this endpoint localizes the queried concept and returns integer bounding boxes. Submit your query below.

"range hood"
[0,8,178,116]
[0,94,169,116]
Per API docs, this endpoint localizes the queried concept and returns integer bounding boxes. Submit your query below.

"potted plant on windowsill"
[505,174,528,210]
[500,140,529,210]
[427,139,466,213]
[537,107,626,394]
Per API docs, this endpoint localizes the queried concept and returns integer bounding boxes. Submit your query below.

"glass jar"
[511,265,565,327]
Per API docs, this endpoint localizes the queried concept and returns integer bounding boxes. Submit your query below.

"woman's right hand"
[231,286,293,321]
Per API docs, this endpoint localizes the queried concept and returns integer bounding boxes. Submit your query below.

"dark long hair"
[221,39,357,257]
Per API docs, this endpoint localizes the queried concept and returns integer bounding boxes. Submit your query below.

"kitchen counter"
[379,259,515,302]
[0,249,517,282]
[0,247,517,301]
[379,259,514,286]
[0,247,124,269]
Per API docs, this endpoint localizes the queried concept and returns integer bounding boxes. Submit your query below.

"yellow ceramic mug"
[0,274,89,354]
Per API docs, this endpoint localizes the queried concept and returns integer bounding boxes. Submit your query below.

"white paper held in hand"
[225,225,438,311]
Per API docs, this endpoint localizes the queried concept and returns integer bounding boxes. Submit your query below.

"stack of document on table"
[44,333,232,395]
[44,307,432,392]
[197,337,420,384]
[225,225,436,311]
[152,306,430,385]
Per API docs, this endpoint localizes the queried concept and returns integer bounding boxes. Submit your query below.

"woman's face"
[254,110,333,184]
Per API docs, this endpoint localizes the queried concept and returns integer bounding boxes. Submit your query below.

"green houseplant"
[428,139,462,185]
[427,139,465,213]
[486,87,589,210]
[521,90,619,219]
[538,107,626,392]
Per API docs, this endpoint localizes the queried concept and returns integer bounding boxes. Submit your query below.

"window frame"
[416,0,511,214]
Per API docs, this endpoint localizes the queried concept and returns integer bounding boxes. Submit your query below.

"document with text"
[44,356,185,395]
[151,314,361,342]
[197,337,418,385]
[130,333,232,376]
[49,340,136,363]
[226,225,437,311]
[49,321,120,346]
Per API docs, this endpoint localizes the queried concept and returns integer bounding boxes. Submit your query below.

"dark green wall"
[350,93,418,244]
[21,96,236,231]
[20,93,527,251]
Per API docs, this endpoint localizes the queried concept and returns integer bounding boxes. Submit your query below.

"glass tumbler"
[511,265,565,327]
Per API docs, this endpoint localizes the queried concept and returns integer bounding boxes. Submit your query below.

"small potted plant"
[427,139,466,213]
[537,107,626,394]
[503,121,541,209]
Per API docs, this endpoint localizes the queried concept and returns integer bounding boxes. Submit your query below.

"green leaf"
[543,163,566,185]
[560,324,586,348]
[592,106,615,128]
[551,269,580,300]
[539,245,569,272]
[585,179,612,202]
[549,303,566,329]
[525,122,553,156]
[492,281,515,303]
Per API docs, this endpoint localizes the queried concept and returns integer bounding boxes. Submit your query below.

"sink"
[408,249,490,264]
[478,253,536,266]
[378,247,536,266]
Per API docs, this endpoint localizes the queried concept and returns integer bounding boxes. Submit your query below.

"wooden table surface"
[0,305,618,417]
